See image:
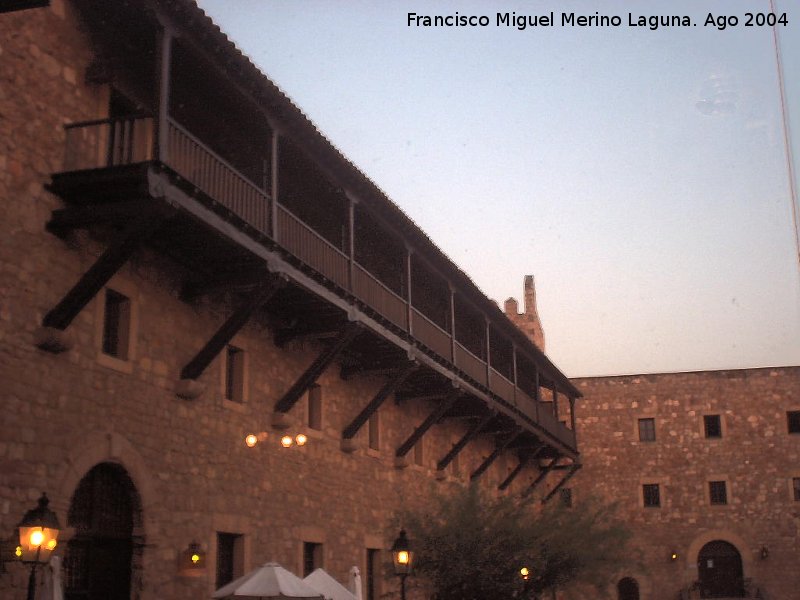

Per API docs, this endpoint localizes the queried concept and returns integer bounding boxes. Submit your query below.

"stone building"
[0,2,580,599]
[571,368,800,600]
[504,275,545,352]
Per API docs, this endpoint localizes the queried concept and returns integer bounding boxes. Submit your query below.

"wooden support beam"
[342,361,417,440]
[396,388,460,458]
[340,359,411,381]
[274,321,361,414]
[274,326,343,349]
[541,464,583,505]
[180,275,284,380]
[437,410,495,471]
[498,442,544,491]
[42,209,170,330]
[180,268,271,302]
[522,456,560,498]
[46,201,155,236]
[0,1,49,14]
[470,427,523,481]
[395,392,451,405]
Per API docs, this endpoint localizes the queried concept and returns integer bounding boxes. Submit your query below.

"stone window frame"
[636,416,657,443]
[219,334,249,412]
[700,413,726,440]
[639,477,667,509]
[706,477,730,506]
[364,533,384,600]
[786,410,800,435]
[789,474,800,502]
[296,526,326,578]
[366,411,381,455]
[208,513,252,597]
[94,277,139,375]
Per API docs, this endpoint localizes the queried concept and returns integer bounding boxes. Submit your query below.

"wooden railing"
[411,309,452,360]
[166,119,269,234]
[352,264,408,329]
[60,117,576,451]
[490,368,515,404]
[455,342,487,386]
[64,116,153,171]
[277,205,349,289]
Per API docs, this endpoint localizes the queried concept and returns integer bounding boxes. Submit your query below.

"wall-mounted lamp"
[17,493,61,600]
[178,541,206,577]
[670,551,679,561]
[520,566,530,581]
[391,529,414,600]
[760,546,769,560]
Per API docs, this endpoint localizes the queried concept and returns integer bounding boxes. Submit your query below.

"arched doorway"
[64,462,143,600]
[617,576,640,600]
[697,540,744,598]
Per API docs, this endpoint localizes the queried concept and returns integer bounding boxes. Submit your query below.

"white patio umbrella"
[303,568,355,600]
[212,562,324,600]
[348,566,362,600]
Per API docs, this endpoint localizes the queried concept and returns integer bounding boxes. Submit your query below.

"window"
[102,289,131,359]
[216,532,244,589]
[642,483,661,507]
[308,385,322,430]
[560,488,573,508]
[368,413,380,451]
[224,345,245,403]
[704,415,722,438]
[413,438,424,467]
[366,548,380,600]
[638,418,656,442]
[709,481,728,505]
[787,411,800,434]
[792,477,800,502]
[303,542,322,577]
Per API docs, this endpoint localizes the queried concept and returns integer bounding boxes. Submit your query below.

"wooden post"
[448,286,456,363]
[270,131,279,241]
[156,27,172,163]
[347,198,355,292]
[511,345,518,405]
[485,319,491,387]
[534,368,541,422]
[405,248,412,334]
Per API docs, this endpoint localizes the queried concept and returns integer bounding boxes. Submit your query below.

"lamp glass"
[391,530,413,575]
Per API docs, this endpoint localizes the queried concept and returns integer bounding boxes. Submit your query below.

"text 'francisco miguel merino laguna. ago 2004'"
[406,11,789,31]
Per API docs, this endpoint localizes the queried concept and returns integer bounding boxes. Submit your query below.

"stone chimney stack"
[504,275,545,351]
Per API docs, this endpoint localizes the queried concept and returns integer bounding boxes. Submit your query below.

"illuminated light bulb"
[520,567,530,580]
[15,546,22,558]
[397,550,409,565]
[280,435,293,448]
[295,433,307,446]
[30,530,44,547]
[46,539,57,551]
[245,434,258,447]
[191,553,201,564]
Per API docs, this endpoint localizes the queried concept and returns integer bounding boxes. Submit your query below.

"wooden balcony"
[56,115,578,453]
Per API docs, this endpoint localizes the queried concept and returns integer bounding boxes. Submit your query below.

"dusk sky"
[195,0,800,377]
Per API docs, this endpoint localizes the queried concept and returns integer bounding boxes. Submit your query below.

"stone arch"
[685,529,752,574]
[54,431,158,535]
[606,571,652,600]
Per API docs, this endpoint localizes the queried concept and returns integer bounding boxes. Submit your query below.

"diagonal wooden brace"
[342,361,417,440]
[42,208,171,331]
[470,427,523,481]
[522,456,561,498]
[273,321,361,414]
[396,387,460,458]
[437,410,495,471]
[498,442,544,491]
[541,463,583,505]
[180,275,285,380]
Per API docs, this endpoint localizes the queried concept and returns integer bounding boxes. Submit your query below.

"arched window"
[617,576,640,600]
[64,463,143,600]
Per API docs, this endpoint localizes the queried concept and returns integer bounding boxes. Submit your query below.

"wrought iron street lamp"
[17,493,60,600]
[391,529,413,600]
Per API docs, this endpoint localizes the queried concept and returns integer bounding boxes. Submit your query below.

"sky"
[195,0,800,378]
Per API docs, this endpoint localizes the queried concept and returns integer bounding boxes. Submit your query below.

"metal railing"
[352,264,408,329]
[489,368,515,404]
[411,308,452,360]
[64,116,153,171]
[455,342,487,386]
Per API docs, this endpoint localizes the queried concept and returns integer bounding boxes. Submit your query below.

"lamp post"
[391,529,413,600]
[17,493,61,600]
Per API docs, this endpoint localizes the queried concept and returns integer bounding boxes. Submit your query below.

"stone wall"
[572,367,800,600]
[0,4,563,599]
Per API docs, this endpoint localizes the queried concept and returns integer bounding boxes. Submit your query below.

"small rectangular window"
[366,548,380,600]
[638,418,656,442]
[303,542,322,577]
[225,345,245,402]
[413,438,424,466]
[308,385,322,430]
[560,488,573,508]
[792,477,800,501]
[102,289,130,359]
[709,481,728,505]
[216,532,243,589]
[368,413,380,451]
[787,411,800,434]
[642,483,661,507]
[704,415,722,438]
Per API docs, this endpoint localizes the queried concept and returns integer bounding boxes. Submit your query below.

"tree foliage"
[400,484,630,600]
